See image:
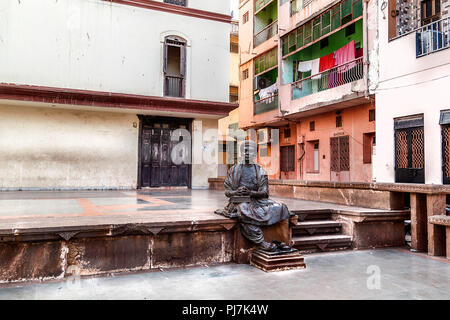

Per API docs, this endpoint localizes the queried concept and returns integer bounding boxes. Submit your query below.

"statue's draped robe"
[221,164,292,225]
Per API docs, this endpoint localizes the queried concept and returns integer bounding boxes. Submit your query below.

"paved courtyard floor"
[0,189,405,232]
[0,249,448,300]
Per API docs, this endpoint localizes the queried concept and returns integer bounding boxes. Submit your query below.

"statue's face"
[243,144,256,164]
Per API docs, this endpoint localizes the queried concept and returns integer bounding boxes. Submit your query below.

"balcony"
[416,17,450,58]
[291,57,363,100]
[163,0,187,6]
[255,0,276,13]
[290,0,313,16]
[254,20,278,47]
[254,93,279,115]
[164,75,184,98]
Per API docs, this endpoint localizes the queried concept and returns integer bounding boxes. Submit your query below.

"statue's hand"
[225,190,236,198]
[237,186,250,196]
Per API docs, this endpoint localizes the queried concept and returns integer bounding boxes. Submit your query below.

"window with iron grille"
[330,136,350,172]
[394,115,425,183]
[442,125,450,184]
[280,145,295,172]
[440,110,450,184]
[164,0,187,7]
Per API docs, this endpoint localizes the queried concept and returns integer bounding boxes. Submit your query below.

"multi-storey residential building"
[238,0,379,182]
[219,20,240,177]
[375,0,450,256]
[0,0,235,190]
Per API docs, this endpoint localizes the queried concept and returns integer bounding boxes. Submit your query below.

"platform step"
[293,220,342,236]
[250,249,306,272]
[292,234,352,253]
[292,210,333,222]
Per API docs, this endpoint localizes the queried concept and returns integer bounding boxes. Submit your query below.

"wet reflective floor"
[0,189,400,220]
[0,249,448,300]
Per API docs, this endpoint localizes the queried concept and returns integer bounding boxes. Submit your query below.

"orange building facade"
[237,0,378,183]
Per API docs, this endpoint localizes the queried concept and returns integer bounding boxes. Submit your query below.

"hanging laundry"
[311,58,321,80]
[355,47,363,59]
[259,83,278,103]
[297,60,312,72]
[319,53,335,73]
[335,40,356,72]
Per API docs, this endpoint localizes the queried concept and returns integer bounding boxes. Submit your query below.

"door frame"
[137,115,193,189]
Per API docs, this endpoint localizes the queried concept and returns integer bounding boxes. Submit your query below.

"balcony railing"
[164,75,184,98]
[254,20,278,47]
[290,0,313,16]
[416,17,450,58]
[254,93,279,115]
[291,57,363,100]
[163,0,187,7]
[255,0,275,13]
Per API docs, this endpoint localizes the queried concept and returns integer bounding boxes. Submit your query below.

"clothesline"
[296,40,360,77]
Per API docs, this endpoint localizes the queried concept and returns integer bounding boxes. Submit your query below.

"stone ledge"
[429,215,450,226]
[209,178,450,194]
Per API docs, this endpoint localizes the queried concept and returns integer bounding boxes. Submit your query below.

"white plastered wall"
[0,104,139,190]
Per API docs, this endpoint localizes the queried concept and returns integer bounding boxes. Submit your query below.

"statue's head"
[239,140,257,164]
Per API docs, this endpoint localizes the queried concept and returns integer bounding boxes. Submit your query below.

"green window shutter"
[282,36,288,56]
[342,0,352,17]
[352,0,363,18]
[331,5,341,31]
[313,17,321,40]
[322,10,331,35]
[303,21,312,45]
[296,27,304,48]
[255,58,260,75]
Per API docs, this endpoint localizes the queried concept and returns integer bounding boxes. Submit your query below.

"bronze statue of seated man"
[215,140,294,252]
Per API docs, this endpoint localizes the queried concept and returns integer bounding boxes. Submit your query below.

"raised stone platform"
[0,189,410,283]
[250,249,306,272]
[0,190,301,283]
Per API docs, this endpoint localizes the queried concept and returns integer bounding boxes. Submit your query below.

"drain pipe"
[363,0,370,98]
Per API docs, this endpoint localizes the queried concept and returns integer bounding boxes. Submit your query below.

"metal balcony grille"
[254,94,278,115]
[254,20,278,47]
[164,76,184,98]
[291,57,363,100]
[255,0,275,12]
[416,17,450,57]
[163,0,187,6]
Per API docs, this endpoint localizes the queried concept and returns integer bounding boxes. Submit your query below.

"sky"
[230,0,239,20]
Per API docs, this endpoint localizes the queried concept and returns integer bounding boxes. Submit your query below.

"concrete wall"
[192,118,219,189]
[375,2,450,184]
[297,103,375,182]
[0,0,230,102]
[0,104,139,190]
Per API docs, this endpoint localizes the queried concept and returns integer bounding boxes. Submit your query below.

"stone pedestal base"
[249,249,306,272]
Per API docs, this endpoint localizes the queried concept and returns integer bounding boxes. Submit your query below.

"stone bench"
[428,215,450,259]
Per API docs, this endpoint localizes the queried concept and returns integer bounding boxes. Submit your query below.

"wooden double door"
[140,117,191,188]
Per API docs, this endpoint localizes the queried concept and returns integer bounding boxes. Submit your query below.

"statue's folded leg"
[240,223,277,252]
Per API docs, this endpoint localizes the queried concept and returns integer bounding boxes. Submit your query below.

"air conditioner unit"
[258,128,270,144]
